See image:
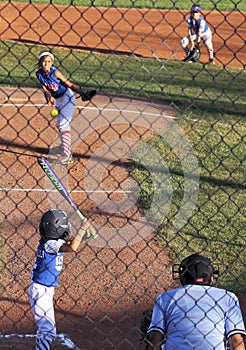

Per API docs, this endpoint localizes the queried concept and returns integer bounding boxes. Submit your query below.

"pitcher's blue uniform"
[37,66,68,99]
[37,52,96,165]
[29,209,93,350]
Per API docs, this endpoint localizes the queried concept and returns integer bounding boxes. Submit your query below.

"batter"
[29,209,92,350]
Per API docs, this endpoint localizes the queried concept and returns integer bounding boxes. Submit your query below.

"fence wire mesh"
[0,1,245,349]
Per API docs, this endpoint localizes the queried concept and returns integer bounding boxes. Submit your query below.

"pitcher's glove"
[81,89,97,102]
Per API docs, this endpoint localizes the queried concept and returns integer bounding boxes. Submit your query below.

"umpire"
[139,253,246,350]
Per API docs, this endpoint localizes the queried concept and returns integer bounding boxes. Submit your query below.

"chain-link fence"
[0,1,245,349]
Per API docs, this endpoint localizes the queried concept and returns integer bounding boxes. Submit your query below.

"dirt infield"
[1,91,245,348]
[0,87,177,349]
[0,3,245,67]
[0,3,245,349]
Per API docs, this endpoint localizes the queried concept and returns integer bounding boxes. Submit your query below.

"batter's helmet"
[178,253,214,285]
[39,209,70,240]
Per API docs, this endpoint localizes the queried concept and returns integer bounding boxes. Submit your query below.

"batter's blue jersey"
[31,239,65,287]
[36,66,67,99]
[148,284,246,350]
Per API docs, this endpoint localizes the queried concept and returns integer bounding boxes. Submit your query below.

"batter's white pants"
[56,88,75,133]
[29,282,56,350]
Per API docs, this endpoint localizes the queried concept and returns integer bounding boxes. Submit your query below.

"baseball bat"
[38,157,98,239]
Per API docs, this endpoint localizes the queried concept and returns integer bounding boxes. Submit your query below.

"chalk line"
[0,187,135,194]
[0,102,176,119]
[0,333,81,349]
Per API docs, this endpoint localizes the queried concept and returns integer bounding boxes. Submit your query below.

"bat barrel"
[38,158,98,240]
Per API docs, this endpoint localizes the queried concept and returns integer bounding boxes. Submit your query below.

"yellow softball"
[50,109,59,118]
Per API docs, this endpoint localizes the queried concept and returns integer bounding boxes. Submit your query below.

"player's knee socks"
[58,132,63,149]
[61,130,71,156]
[208,47,214,59]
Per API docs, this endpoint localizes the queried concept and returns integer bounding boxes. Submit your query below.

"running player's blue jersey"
[31,239,65,287]
[36,66,67,99]
[187,16,209,35]
[148,284,246,349]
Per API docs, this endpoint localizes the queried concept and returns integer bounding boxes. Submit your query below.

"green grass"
[131,120,245,292]
[6,0,246,11]
[0,41,245,121]
[0,40,245,292]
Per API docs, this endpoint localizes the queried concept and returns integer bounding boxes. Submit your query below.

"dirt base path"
[0,3,245,68]
[0,88,177,349]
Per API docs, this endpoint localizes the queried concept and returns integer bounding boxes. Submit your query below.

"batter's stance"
[29,209,92,350]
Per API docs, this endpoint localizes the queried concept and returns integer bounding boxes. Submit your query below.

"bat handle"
[75,210,98,239]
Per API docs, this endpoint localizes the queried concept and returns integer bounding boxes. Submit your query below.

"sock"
[58,132,63,151]
[208,47,214,59]
[61,130,71,156]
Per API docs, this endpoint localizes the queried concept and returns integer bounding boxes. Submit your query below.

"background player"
[139,253,246,349]
[181,5,214,64]
[36,51,96,165]
[29,209,93,350]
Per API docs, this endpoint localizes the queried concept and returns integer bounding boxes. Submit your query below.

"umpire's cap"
[179,253,214,285]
